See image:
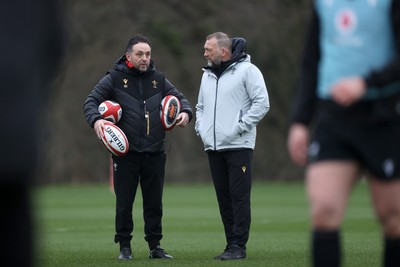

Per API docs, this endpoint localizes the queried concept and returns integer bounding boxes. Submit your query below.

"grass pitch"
[34,182,381,266]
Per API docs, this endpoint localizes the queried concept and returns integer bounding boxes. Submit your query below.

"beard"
[207,58,221,68]
[139,64,149,72]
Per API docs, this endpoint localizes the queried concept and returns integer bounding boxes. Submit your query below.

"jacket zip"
[213,79,218,150]
[139,77,150,136]
[144,100,149,135]
[212,66,232,150]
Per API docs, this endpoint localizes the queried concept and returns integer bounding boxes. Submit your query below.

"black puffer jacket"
[84,55,193,153]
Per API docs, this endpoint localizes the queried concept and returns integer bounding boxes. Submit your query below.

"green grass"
[34,182,381,266]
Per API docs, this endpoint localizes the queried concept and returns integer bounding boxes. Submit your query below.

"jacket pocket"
[238,110,243,137]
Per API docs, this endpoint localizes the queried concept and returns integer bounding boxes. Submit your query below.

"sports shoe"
[149,246,173,259]
[118,247,132,260]
[215,244,246,260]
[214,245,231,260]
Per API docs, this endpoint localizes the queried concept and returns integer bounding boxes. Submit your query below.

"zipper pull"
[143,101,150,135]
[145,111,150,135]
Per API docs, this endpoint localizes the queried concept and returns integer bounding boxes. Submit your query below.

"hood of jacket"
[231,37,247,62]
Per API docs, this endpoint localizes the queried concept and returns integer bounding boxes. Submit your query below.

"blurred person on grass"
[287,1,400,266]
[0,1,64,267]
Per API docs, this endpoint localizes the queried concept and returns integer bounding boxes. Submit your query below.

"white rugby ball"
[98,100,122,123]
[160,95,181,130]
[100,122,129,156]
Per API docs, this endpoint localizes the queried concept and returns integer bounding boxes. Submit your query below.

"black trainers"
[215,244,246,260]
[214,245,231,260]
[118,247,132,260]
[149,246,173,259]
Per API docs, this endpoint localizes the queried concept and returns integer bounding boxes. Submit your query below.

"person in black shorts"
[287,1,400,267]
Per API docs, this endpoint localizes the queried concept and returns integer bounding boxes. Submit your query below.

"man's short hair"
[206,32,231,50]
[126,34,151,53]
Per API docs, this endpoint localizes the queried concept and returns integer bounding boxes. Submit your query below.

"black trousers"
[207,149,253,247]
[112,152,166,250]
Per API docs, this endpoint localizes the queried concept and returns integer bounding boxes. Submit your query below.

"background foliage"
[40,0,313,183]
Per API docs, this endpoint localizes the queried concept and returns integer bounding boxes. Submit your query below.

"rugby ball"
[160,95,181,130]
[98,100,122,123]
[100,122,129,156]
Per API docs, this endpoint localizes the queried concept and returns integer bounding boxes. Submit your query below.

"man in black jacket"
[83,34,192,260]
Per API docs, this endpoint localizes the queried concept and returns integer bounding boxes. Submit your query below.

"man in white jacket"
[195,32,270,260]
